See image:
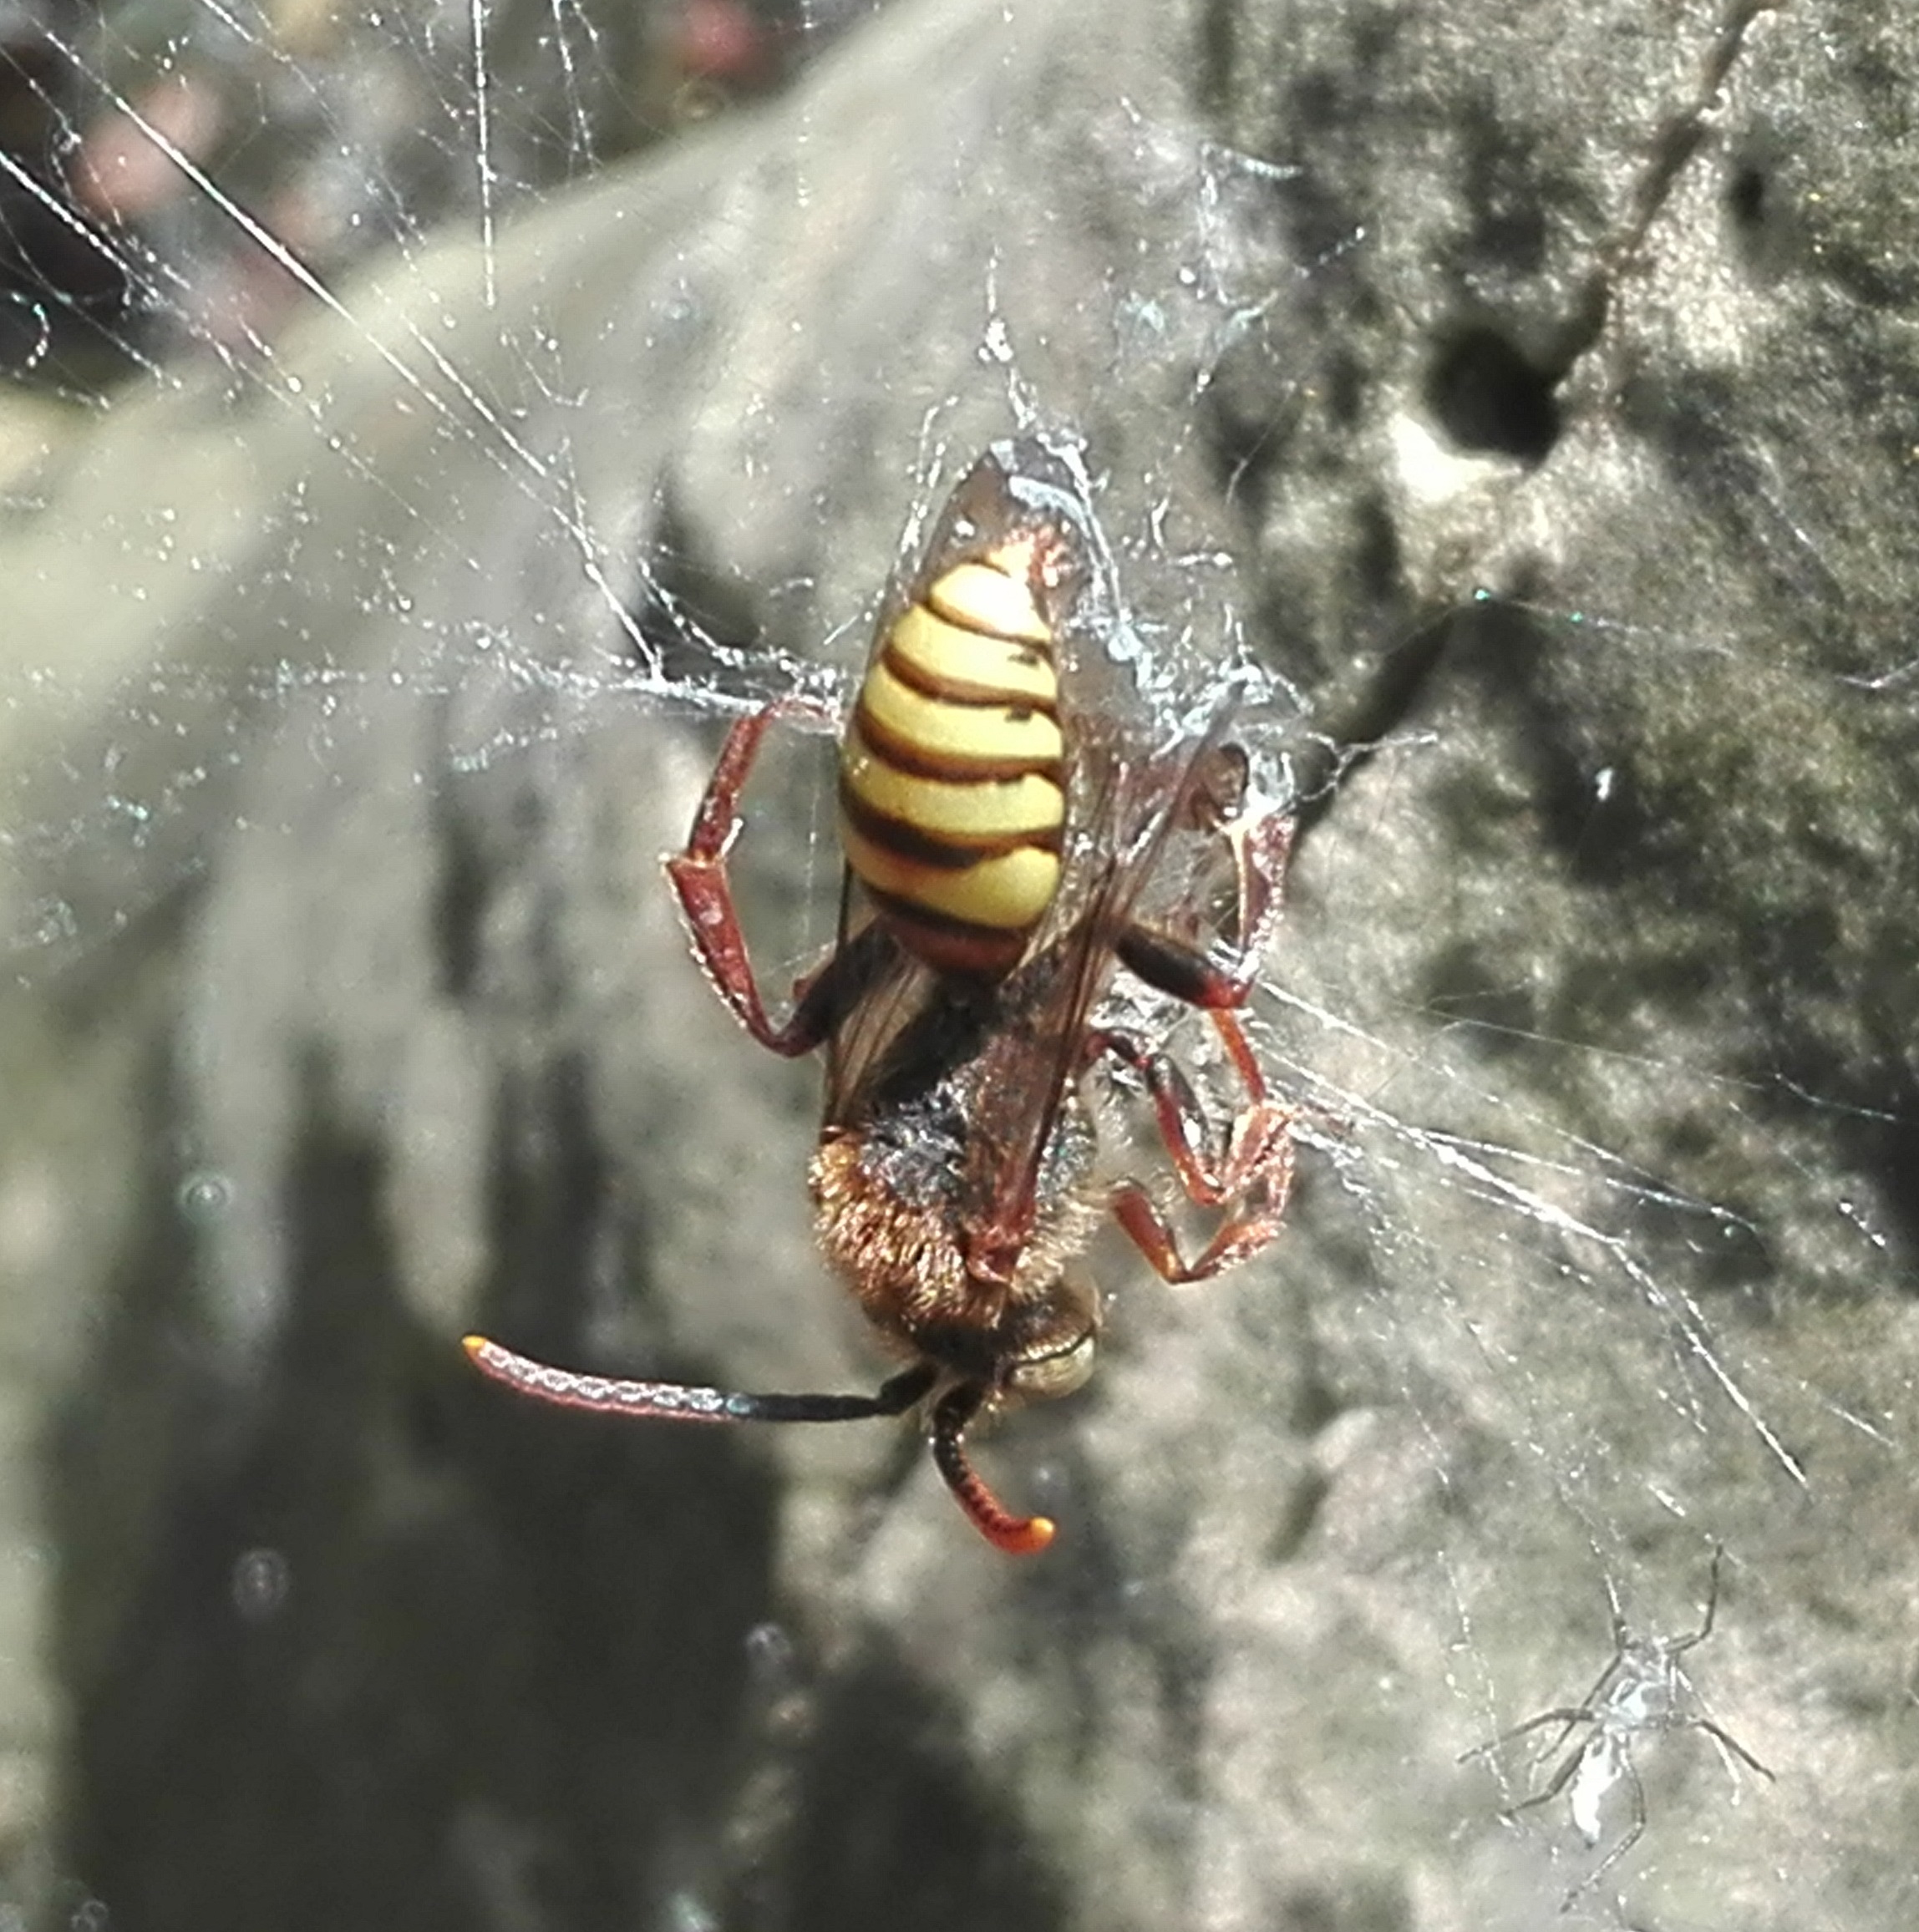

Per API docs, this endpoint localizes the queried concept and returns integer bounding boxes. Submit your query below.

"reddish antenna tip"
[998,1514,1058,1557]
[932,1397,1059,1555]
[461,1334,492,1361]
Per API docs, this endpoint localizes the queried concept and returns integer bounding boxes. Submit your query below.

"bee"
[465,437,1298,1553]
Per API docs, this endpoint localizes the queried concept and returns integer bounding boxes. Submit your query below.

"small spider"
[1461,1545,1775,1909]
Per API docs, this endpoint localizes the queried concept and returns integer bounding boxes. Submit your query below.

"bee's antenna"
[465,1338,1056,1554]
[931,1384,1056,1555]
[463,1335,935,1425]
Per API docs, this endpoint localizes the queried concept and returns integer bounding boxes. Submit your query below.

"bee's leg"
[1090,1012,1297,1284]
[1214,799,1292,996]
[1116,805,1292,1010]
[664,702,872,1055]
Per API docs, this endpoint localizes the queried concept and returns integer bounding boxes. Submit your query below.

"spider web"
[0,5,1904,1931]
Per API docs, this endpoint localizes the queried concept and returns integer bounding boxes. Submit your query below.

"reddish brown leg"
[1220,804,1292,996]
[664,702,868,1057]
[1117,804,1292,1010]
[1093,1009,1297,1284]
[1097,792,1297,1282]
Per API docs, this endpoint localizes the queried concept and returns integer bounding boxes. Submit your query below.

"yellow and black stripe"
[840,540,1067,976]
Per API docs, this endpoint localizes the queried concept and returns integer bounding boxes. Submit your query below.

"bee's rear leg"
[1090,1011,1297,1284]
[664,701,855,1057]
[1117,804,1292,1010]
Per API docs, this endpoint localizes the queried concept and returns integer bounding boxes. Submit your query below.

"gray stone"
[0,0,1911,1927]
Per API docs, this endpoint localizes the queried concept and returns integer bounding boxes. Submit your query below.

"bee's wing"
[817,871,937,1124]
[868,439,1094,668]
[960,691,1246,1261]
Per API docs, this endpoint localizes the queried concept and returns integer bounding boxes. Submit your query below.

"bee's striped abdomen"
[840,544,1067,977]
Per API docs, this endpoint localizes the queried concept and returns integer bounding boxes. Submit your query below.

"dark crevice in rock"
[1424,323,1561,465]
[1623,0,1787,249]
[1569,0,1785,360]
[1720,132,1800,285]
[1725,157,1767,232]
[1424,1,1782,469]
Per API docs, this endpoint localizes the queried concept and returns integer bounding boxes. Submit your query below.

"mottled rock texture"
[2,0,1913,1929]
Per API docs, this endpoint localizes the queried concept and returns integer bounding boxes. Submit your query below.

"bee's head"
[924,1266,1099,1557]
[997,1271,1098,1403]
[906,1265,1098,1406]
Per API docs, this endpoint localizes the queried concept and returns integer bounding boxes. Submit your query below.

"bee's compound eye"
[1006,1329,1096,1401]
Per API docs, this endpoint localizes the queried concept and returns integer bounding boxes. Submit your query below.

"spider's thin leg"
[1668,1543,1727,1656]
[1459,1707,1600,1767]
[1502,1735,1592,1820]
[1560,1757,1646,1913]
[1685,1716,1776,1780]
[1543,1651,1635,1766]
[1599,1564,1629,1654]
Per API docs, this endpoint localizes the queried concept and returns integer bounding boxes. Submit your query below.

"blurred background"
[3,1,1916,1928]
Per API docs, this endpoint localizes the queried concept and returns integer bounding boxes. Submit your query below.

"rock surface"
[1,0,1913,1928]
